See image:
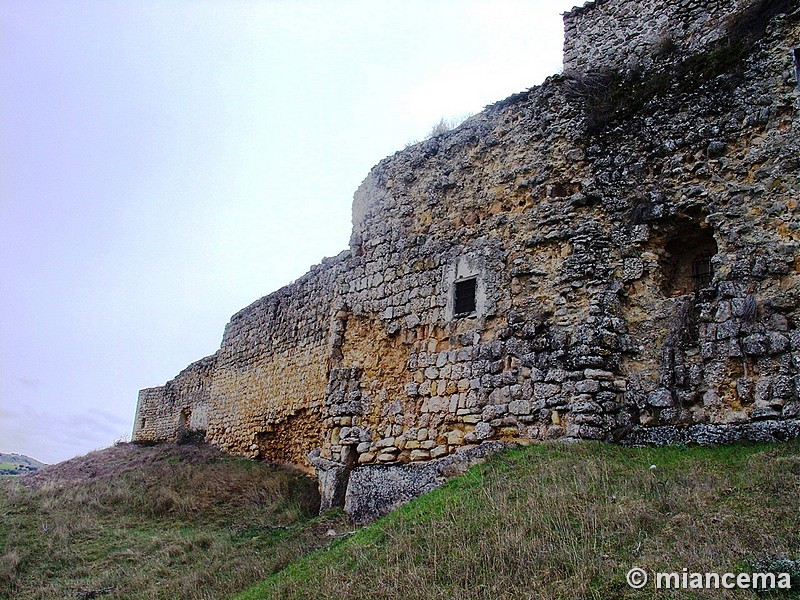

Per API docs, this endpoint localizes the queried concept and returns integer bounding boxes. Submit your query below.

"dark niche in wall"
[176,408,199,444]
[660,220,718,296]
[454,277,478,317]
[794,48,800,90]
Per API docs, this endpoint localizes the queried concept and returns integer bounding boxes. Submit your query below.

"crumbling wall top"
[562,0,754,76]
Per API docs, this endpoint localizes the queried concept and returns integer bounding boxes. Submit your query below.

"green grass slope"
[0,442,348,600]
[238,442,800,600]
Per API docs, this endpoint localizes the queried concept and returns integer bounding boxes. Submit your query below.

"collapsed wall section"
[133,355,216,442]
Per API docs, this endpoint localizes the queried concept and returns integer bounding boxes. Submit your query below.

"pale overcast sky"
[1,0,579,464]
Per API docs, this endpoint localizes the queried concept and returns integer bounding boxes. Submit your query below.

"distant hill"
[0,452,47,476]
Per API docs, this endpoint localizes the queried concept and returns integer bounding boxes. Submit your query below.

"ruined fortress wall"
[202,255,347,466]
[563,0,751,76]
[319,83,591,468]
[133,255,347,464]
[134,0,800,513]
[319,6,800,470]
[132,355,216,441]
[563,9,800,443]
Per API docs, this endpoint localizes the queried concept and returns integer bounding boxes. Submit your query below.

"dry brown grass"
[0,441,347,600]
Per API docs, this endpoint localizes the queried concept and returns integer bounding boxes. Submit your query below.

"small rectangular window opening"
[454,277,477,316]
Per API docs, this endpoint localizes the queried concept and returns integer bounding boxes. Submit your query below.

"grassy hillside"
[0,453,46,477]
[0,442,347,600]
[2,441,798,599]
[238,441,800,600]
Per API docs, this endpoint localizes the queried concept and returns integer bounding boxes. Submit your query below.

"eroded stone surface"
[344,442,505,524]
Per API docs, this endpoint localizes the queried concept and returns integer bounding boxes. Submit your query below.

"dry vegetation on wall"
[404,114,474,148]
[0,442,347,600]
[239,442,800,600]
[565,0,800,135]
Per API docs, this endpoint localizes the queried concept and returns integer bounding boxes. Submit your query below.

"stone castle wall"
[133,355,215,442]
[205,256,346,466]
[134,0,800,519]
[133,255,347,466]
[562,0,753,76]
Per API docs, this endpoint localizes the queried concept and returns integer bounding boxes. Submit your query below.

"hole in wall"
[176,408,193,443]
[660,221,718,296]
[178,409,189,431]
[328,445,358,510]
[454,277,477,316]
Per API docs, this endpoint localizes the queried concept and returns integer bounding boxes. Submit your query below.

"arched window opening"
[660,222,718,296]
